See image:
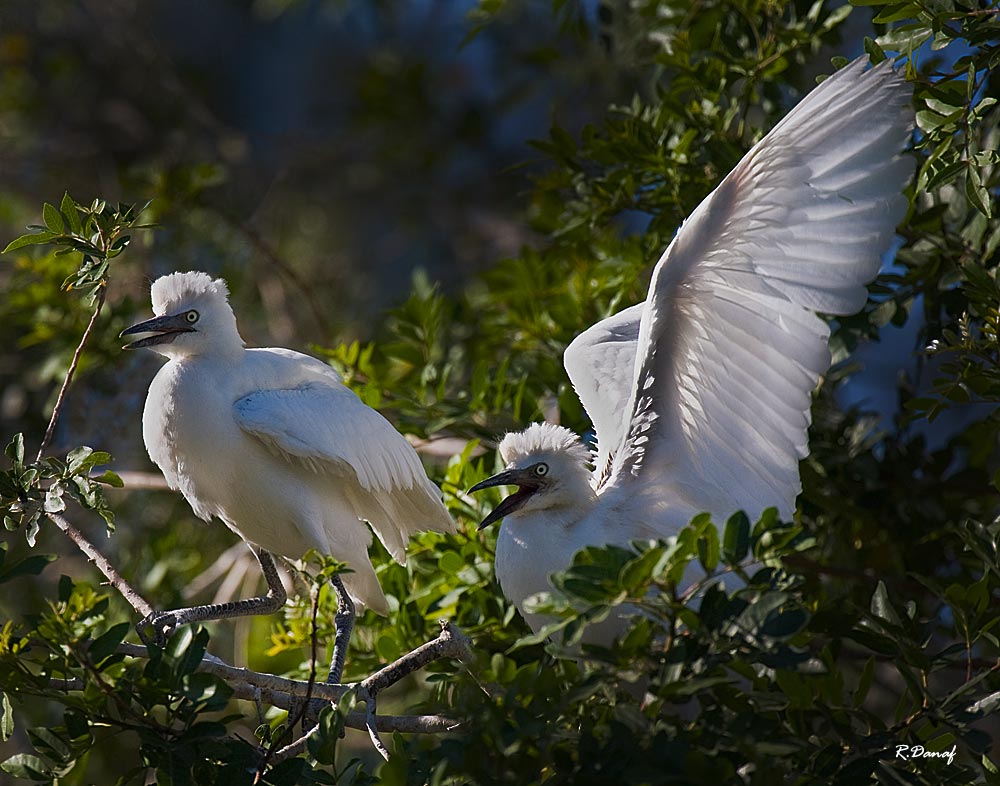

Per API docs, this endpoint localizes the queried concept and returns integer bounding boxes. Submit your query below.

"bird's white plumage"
[563,303,643,485]
[483,57,915,638]
[137,271,454,614]
[604,57,912,521]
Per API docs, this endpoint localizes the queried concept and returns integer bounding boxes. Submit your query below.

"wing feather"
[234,383,454,561]
[604,57,914,522]
[563,303,644,483]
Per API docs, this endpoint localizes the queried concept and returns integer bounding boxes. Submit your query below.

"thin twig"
[256,586,322,782]
[36,286,107,461]
[47,513,154,618]
[270,621,470,764]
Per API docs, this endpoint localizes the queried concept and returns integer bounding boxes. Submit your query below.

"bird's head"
[121,271,244,358]
[470,422,594,530]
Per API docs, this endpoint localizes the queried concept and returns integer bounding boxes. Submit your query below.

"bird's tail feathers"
[340,560,390,616]
[348,483,455,566]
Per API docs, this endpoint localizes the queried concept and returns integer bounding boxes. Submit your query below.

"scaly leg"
[137,547,286,646]
[326,575,355,684]
[303,574,357,729]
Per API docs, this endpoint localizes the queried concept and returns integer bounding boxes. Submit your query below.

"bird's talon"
[137,611,176,648]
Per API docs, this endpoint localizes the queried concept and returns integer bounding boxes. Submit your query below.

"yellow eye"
[185,310,200,324]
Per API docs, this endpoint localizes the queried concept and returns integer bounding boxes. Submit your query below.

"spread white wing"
[234,382,454,561]
[603,57,914,521]
[563,303,643,485]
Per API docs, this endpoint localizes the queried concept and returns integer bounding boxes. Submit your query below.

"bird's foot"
[300,697,331,732]
[136,610,179,648]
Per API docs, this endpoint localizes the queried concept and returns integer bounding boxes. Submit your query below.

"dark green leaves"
[722,511,750,563]
[1,442,121,539]
[3,194,152,304]
[0,544,56,584]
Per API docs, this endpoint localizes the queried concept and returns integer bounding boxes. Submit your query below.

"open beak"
[120,313,196,350]
[469,468,544,530]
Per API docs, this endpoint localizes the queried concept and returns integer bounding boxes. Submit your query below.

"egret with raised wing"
[122,271,454,677]
[471,57,914,640]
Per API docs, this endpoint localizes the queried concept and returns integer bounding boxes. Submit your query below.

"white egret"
[471,57,915,640]
[122,271,454,678]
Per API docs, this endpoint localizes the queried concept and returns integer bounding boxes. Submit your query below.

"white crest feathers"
[498,422,591,467]
[151,271,231,315]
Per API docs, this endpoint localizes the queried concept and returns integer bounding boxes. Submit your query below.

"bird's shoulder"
[242,347,346,391]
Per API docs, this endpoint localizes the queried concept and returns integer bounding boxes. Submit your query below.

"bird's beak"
[120,313,196,350]
[469,468,544,531]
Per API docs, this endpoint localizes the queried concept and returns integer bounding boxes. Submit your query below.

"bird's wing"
[234,383,454,560]
[603,57,913,521]
[563,303,644,485]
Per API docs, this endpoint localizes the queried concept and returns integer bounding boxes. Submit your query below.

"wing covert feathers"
[234,383,454,562]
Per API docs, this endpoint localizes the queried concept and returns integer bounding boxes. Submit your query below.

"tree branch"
[114,628,467,746]
[47,512,154,618]
[36,286,107,461]
[269,620,470,764]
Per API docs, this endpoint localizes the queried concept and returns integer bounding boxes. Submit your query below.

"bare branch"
[268,621,469,765]
[117,641,348,703]
[37,286,107,461]
[47,513,154,618]
[362,619,473,696]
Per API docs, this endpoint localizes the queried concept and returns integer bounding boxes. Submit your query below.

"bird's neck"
[171,342,246,365]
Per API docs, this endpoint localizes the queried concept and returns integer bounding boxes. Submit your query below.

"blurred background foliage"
[1,0,999,783]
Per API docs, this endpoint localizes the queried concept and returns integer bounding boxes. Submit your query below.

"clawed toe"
[136,611,177,648]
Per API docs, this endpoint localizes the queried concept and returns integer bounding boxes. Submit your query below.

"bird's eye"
[534,463,549,477]
[185,310,199,324]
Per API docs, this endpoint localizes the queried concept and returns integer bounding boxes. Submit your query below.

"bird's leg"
[302,574,356,730]
[137,548,287,647]
[327,575,355,684]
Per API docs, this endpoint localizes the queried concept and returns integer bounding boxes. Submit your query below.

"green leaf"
[723,512,750,563]
[854,656,876,708]
[60,192,82,234]
[870,581,902,627]
[761,607,809,639]
[26,727,71,763]
[863,37,886,63]
[1,693,12,742]
[92,470,123,488]
[3,231,57,254]
[65,447,94,473]
[438,551,464,575]
[1,753,51,780]
[5,434,24,466]
[44,484,66,514]
[872,2,919,24]
[697,523,719,572]
[42,202,65,234]
[966,165,993,219]
[88,622,130,665]
[0,553,56,584]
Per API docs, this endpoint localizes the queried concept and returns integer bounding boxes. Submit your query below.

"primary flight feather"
[472,56,915,639]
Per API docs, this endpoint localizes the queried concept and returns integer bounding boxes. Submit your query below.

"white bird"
[122,271,454,666]
[471,57,914,640]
